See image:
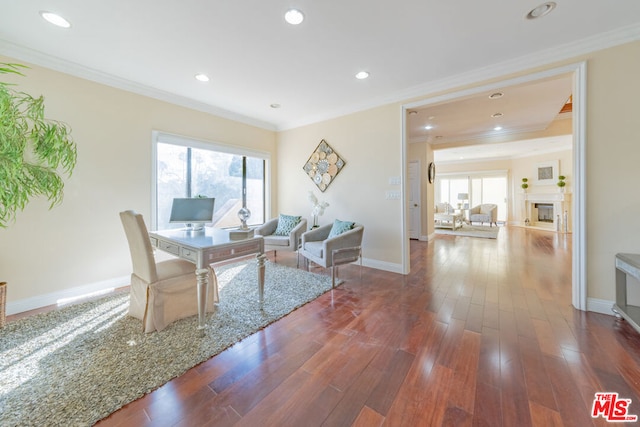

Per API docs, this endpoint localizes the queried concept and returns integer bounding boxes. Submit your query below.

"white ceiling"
[0,1,639,136]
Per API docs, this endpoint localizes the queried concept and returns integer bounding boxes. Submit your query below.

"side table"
[613,253,640,334]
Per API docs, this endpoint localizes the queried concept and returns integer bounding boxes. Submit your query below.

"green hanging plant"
[0,63,77,227]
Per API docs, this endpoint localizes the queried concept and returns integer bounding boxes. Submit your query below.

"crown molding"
[0,40,277,132]
[280,22,640,130]
[1,21,639,133]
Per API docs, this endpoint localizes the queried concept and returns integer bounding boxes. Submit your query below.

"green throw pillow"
[328,219,355,238]
[274,214,302,236]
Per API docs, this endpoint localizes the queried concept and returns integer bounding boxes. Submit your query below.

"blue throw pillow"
[328,219,355,238]
[274,214,302,236]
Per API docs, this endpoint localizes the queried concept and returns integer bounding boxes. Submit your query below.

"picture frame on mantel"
[535,160,559,185]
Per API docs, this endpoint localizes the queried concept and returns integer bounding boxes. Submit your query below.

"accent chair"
[469,204,498,227]
[119,210,218,332]
[299,220,364,288]
[254,214,307,262]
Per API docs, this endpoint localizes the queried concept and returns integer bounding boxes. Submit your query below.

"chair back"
[119,210,158,283]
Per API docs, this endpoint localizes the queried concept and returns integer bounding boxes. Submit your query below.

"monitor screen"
[169,198,215,226]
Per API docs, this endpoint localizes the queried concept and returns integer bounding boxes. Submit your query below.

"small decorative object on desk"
[308,191,329,229]
[521,178,529,191]
[229,227,254,240]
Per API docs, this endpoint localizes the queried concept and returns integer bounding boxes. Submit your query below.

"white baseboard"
[6,275,130,316]
[362,257,403,274]
[587,297,616,316]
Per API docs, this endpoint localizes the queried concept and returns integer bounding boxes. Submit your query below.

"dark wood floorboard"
[10,226,640,426]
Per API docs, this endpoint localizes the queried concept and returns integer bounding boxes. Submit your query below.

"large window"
[436,172,508,222]
[153,133,269,230]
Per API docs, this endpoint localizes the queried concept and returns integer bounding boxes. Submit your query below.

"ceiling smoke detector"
[526,2,557,20]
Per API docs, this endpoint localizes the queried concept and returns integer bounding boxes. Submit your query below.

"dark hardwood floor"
[13,226,640,426]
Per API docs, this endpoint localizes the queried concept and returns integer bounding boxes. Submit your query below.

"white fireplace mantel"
[524,192,570,203]
[523,192,571,231]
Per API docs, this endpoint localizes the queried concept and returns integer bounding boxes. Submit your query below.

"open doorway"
[400,62,586,311]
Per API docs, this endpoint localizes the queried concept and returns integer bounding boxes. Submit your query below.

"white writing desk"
[148,228,266,333]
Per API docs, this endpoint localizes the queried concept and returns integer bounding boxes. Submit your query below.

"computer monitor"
[169,198,215,231]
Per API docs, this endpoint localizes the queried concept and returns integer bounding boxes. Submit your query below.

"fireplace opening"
[535,203,554,223]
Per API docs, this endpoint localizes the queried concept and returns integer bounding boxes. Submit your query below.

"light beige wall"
[3,39,640,310]
[277,104,403,271]
[278,40,640,303]
[0,56,276,306]
[437,149,573,224]
[510,150,573,223]
[586,41,640,301]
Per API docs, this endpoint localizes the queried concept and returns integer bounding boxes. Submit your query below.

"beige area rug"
[0,260,336,426]
[435,224,500,239]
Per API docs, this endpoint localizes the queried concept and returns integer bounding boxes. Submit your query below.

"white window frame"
[151,131,271,230]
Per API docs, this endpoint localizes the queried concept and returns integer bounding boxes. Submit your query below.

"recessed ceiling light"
[492,112,503,118]
[408,110,418,115]
[428,116,436,120]
[526,2,557,20]
[425,125,433,130]
[40,11,71,28]
[285,9,304,25]
[494,126,503,131]
[194,73,210,82]
[270,103,281,109]
[355,71,369,80]
[489,92,503,99]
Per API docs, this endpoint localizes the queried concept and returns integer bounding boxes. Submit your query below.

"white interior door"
[409,161,421,239]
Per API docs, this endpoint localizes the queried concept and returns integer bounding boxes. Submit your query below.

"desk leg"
[195,268,209,335]
[257,254,266,304]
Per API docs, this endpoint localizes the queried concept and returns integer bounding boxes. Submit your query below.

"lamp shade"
[457,193,469,201]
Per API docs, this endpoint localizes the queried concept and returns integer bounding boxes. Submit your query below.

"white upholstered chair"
[299,221,364,287]
[254,215,307,259]
[469,204,498,226]
[119,210,218,332]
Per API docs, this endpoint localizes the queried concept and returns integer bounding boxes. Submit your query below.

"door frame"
[400,61,587,311]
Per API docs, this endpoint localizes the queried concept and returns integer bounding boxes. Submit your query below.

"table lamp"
[457,193,469,209]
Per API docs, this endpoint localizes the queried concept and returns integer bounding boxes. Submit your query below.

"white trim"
[283,24,640,130]
[362,258,403,274]
[401,108,410,274]
[0,40,276,132]
[151,131,272,231]
[587,298,616,316]
[401,62,588,311]
[572,62,588,311]
[5,276,130,316]
[1,24,637,133]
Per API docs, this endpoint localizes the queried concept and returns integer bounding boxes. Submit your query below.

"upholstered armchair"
[119,210,218,332]
[254,214,307,260]
[299,220,364,287]
[469,204,498,226]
